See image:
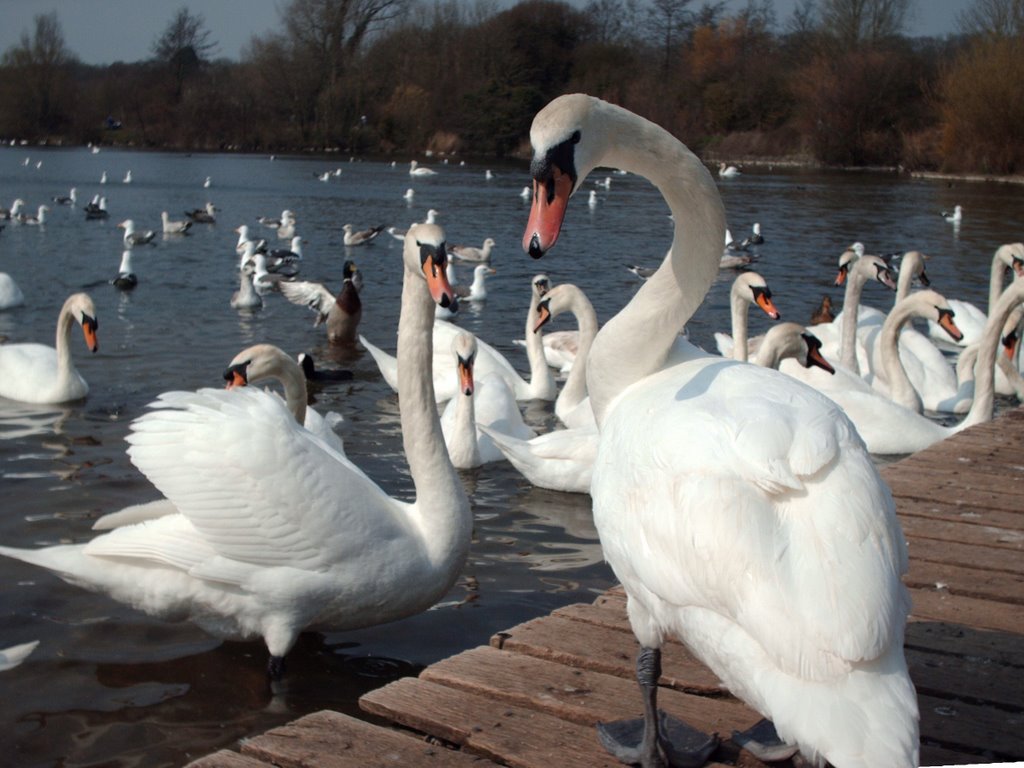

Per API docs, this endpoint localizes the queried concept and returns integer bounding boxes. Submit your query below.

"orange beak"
[81,317,98,353]
[457,359,474,396]
[533,302,552,333]
[834,266,848,287]
[422,253,456,309]
[523,169,573,258]
[225,370,247,389]
[1014,258,1024,278]
[755,293,780,320]
[1002,333,1019,361]
[937,310,963,342]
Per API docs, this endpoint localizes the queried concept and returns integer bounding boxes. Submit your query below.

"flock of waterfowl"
[0,93,1020,768]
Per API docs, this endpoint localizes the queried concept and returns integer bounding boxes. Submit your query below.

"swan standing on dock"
[523,94,917,768]
[0,293,98,403]
[0,225,468,679]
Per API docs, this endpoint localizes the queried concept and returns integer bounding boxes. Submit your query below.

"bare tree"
[644,0,694,69]
[153,8,217,101]
[787,0,819,34]
[958,0,1024,37]
[585,0,642,44]
[1,12,75,136]
[819,0,912,45]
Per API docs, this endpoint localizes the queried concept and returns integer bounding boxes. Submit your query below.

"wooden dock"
[188,409,1024,768]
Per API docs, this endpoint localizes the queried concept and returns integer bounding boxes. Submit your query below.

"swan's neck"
[555,290,599,418]
[988,252,1007,313]
[839,273,868,374]
[730,289,749,362]
[895,264,915,303]
[525,291,556,396]
[585,107,725,425]
[878,301,924,413]
[451,390,480,467]
[397,268,470,568]
[54,302,76,389]
[957,286,1023,430]
[275,363,308,425]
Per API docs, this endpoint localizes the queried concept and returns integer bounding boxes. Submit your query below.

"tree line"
[0,0,1021,174]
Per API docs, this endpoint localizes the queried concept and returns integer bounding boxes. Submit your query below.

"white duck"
[453,264,495,301]
[0,224,468,679]
[0,273,25,310]
[440,333,536,468]
[362,275,557,403]
[161,211,192,235]
[450,237,495,263]
[781,286,1019,455]
[523,94,917,768]
[926,242,1023,347]
[0,293,98,404]
[119,219,156,246]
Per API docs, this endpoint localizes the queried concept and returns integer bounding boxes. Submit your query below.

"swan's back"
[0,343,87,403]
[592,357,917,766]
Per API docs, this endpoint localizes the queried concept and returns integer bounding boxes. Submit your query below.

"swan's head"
[525,94,614,257]
[532,283,580,332]
[66,293,99,353]
[834,244,863,285]
[734,272,780,320]
[407,223,456,309]
[532,274,550,298]
[910,290,963,342]
[224,344,293,389]
[855,255,897,291]
[799,331,835,374]
[452,333,476,396]
[900,250,930,286]
[997,243,1024,278]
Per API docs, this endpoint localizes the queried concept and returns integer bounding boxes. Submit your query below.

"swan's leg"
[731,719,799,762]
[597,646,718,768]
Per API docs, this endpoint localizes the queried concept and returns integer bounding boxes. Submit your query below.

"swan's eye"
[81,313,98,331]
[751,285,771,301]
[571,130,581,144]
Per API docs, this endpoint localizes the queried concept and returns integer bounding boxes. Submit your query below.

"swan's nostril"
[528,234,544,259]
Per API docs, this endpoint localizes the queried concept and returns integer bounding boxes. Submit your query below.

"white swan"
[123,169,132,184]
[409,160,436,176]
[0,273,25,310]
[0,224,468,678]
[524,94,917,767]
[926,242,1023,347]
[450,237,495,263]
[718,161,740,178]
[819,249,896,374]
[223,343,345,455]
[534,283,599,429]
[0,293,98,404]
[781,286,1019,454]
[712,271,781,362]
[942,204,962,224]
[440,333,536,468]
[362,276,556,403]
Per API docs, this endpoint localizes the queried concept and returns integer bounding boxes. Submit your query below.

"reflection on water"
[0,144,1020,767]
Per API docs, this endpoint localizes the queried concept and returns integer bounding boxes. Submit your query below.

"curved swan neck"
[556,288,599,415]
[730,287,749,362]
[525,288,556,396]
[585,103,725,425]
[397,259,469,566]
[878,298,923,413]
[895,260,915,303]
[451,388,480,467]
[55,299,76,387]
[988,250,1008,312]
[959,282,1024,430]
[274,359,309,425]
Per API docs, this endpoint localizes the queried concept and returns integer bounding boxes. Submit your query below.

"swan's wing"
[279,280,335,322]
[595,359,908,676]
[92,498,178,530]
[120,388,400,581]
[360,335,400,392]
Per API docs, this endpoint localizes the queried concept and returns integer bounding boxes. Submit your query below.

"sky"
[0,0,975,66]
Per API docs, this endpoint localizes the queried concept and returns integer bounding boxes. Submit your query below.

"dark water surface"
[0,144,1018,767]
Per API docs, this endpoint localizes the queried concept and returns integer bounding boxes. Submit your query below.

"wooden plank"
[884,473,1024,514]
[904,561,1023,605]
[419,646,762,737]
[908,647,1024,710]
[895,450,1024,478]
[239,710,495,768]
[888,463,1024,493]
[919,693,1024,760]
[185,751,271,768]
[904,621,1024,667]
[905,535,1024,574]
[909,587,1024,634]
[490,614,723,693]
[898,513,1024,551]
[361,676,735,768]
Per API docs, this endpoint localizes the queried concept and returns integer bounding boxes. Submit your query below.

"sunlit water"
[0,144,1018,767]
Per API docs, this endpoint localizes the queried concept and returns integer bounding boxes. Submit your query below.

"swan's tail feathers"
[0,544,92,586]
[358,335,399,393]
[775,647,920,768]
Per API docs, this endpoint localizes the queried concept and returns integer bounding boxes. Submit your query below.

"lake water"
[0,142,1019,767]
